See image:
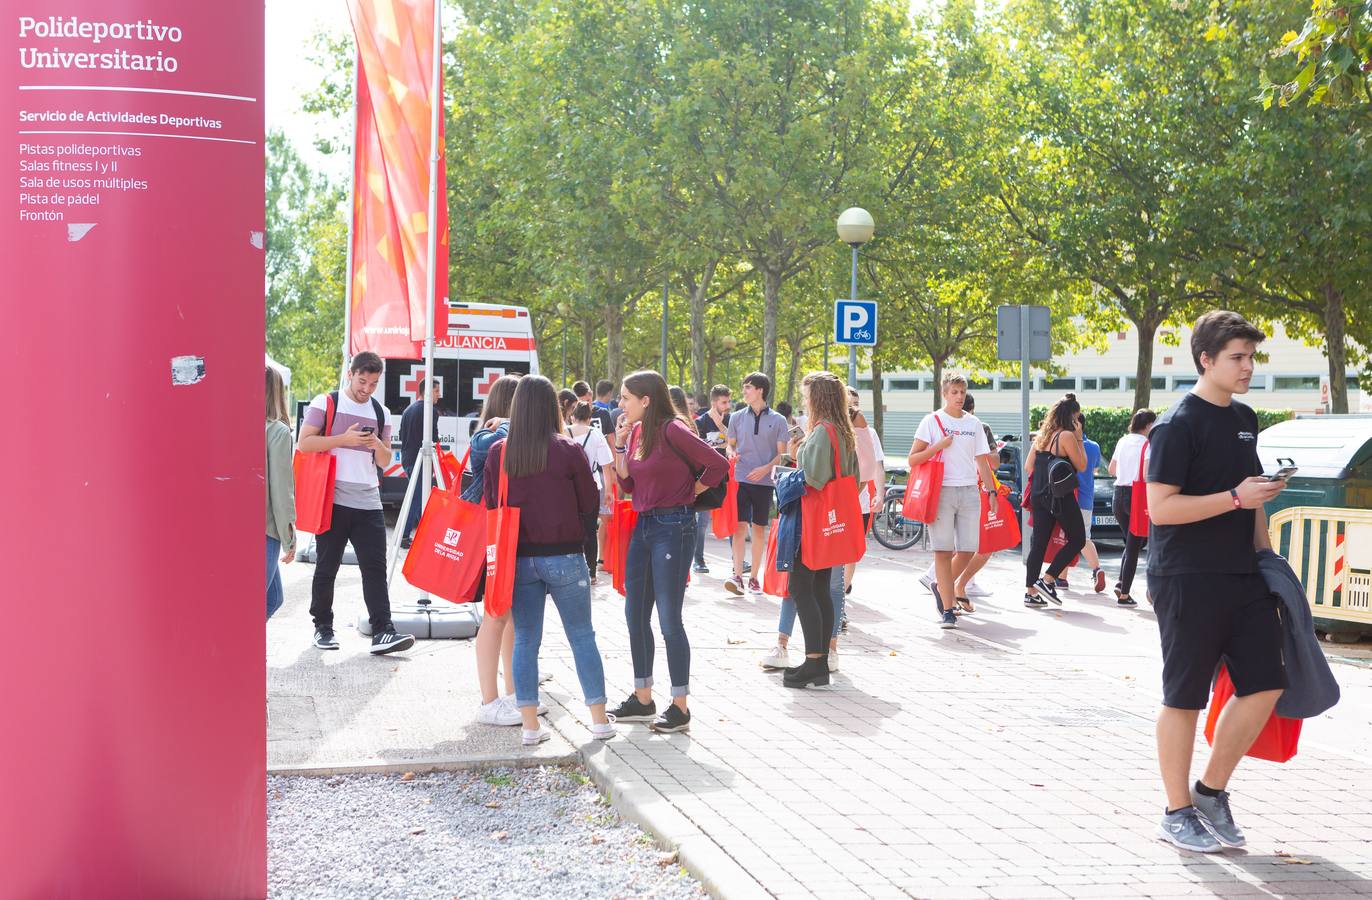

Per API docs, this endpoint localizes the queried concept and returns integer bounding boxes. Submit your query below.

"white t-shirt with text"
[914,411,990,487]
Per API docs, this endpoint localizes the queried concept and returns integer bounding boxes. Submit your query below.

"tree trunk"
[581,318,594,383]
[1130,306,1163,411]
[1323,281,1349,414]
[761,266,781,387]
[870,354,885,447]
[785,333,804,404]
[604,300,624,387]
[689,259,718,400]
[930,359,944,411]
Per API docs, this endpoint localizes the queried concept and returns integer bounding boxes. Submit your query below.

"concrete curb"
[267,745,578,777]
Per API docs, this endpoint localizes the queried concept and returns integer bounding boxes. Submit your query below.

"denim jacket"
[1257,549,1340,719]
[772,468,808,573]
[461,422,509,504]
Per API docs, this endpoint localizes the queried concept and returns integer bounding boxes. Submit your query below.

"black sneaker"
[369,629,415,655]
[1024,592,1049,608]
[650,704,691,734]
[609,693,657,722]
[313,629,340,650]
[692,562,709,574]
[1034,577,1062,605]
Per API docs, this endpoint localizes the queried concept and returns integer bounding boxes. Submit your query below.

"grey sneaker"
[1156,807,1223,853]
[1191,788,1246,848]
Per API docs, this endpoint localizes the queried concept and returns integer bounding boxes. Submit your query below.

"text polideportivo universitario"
[17,16,185,72]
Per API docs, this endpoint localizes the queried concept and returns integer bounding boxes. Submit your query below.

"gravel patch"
[268,765,706,899]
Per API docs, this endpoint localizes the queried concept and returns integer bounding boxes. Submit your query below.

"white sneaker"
[505,693,549,716]
[965,578,991,598]
[918,572,935,590]
[522,726,551,746]
[828,648,840,673]
[477,697,522,727]
[590,719,616,741]
[759,644,791,670]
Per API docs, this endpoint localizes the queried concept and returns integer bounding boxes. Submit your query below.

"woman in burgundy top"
[608,370,728,733]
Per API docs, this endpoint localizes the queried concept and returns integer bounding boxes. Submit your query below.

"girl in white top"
[845,387,882,598]
[1106,409,1158,606]
[570,401,615,580]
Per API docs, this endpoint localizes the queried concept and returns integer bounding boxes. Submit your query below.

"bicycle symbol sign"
[834,299,878,347]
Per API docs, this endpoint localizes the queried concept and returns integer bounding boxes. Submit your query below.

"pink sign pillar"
[3,2,266,896]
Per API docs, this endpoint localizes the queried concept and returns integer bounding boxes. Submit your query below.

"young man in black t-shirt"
[1146,311,1288,853]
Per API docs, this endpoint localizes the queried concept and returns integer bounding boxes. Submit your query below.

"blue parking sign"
[834,299,877,346]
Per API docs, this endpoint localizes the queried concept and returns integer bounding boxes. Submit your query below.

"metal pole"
[848,245,859,386]
[339,55,361,389]
[561,326,567,386]
[660,278,669,375]
[1020,303,1032,565]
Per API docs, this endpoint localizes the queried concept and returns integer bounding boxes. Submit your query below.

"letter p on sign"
[834,299,877,347]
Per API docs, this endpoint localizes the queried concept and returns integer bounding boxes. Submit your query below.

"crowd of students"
[267,309,1316,852]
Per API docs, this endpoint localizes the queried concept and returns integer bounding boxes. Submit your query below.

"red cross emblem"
[472,367,505,400]
[402,366,443,402]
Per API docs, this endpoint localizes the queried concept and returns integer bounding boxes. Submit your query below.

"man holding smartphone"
[298,351,415,656]
[1146,311,1288,852]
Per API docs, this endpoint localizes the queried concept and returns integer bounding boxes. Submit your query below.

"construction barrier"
[1269,506,1372,640]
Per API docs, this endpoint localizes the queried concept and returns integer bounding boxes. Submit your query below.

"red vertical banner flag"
[347,0,449,358]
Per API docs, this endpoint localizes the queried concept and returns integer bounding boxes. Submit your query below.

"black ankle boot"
[783,656,830,689]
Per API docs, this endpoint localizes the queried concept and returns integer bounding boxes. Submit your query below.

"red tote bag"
[1046,522,1082,569]
[1129,442,1150,538]
[293,393,337,534]
[901,415,947,523]
[762,519,789,597]
[711,458,739,538]
[437,447,466,493]
[402,485,489,603]
[1205,665,1301,763]
[800,423,867,569]
[483,460,521,617]
[610,497,638,597]
[978,484,1021,554]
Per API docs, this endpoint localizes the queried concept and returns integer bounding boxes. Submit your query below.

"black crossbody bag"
[662,425,730,511]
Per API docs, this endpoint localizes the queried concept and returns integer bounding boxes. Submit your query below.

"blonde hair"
[801,371,855,457]
[941,372,968,391]
[265,366,290,425]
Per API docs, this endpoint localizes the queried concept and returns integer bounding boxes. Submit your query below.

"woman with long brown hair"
[608,370,728,733]
[483,376,614,745]
[265,365,295,619]
[1023,393,1089,606]
[465,373,529,728]
[783,371,859,688]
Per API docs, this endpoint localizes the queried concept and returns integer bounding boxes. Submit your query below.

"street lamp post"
[836,207,875,388]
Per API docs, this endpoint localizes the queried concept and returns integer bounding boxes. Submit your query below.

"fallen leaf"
[399,771,415,782]
[1123,675,1135,681]
[1281,857,1313,865]
[889,651,898,657]
[590,834,605,845]
[485,801,502,809]
[657,851,679,866]
[421,799,432,805]
[726,637,745,645]
[410,827,426,835]
[491,831,509,841]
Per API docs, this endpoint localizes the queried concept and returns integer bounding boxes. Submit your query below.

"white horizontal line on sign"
[20,129,256,145]
[20,85,257,102]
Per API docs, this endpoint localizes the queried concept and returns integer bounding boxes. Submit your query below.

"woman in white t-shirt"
[844,387,882,603]
[1107,409,1157,606]
[570,401,615,580]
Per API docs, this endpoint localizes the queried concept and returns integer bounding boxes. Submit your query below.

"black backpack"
[1032,432,1078,504]
[329,390,388,450]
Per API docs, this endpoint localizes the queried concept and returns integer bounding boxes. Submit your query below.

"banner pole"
[340,56,360,389]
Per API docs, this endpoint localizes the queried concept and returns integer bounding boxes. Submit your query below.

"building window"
[1081,377,1098,390]
[1173,376,1198,391]
[1098,377,1121,390]
[1044,377,1076,390]
[1274,375,1320,390]
[968,378,992,390]
[1249,374,1268,389]
[1126,377,1167,390]
[856,379,873,390]
[889,378,921,391]
[1347,375,1360,391]
[1000,378,1020,390]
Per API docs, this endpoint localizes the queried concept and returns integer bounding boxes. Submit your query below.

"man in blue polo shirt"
[725,373,788,595]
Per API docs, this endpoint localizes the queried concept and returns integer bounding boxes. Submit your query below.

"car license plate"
[1097,515,1117,526]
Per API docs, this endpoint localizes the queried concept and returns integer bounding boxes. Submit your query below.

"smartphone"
[787,424,804,441]
[1263,465,1297,482]
[359,425,376,436]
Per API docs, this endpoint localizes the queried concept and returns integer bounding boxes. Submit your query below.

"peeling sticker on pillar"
[67,223,97,242]
[249,230,264,250]
[171,355,206,385]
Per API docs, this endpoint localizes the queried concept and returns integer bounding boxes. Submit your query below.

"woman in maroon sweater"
[608,370,728,733]
[483,376,615,746]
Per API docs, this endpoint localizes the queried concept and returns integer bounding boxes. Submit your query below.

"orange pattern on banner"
[346,0,448,358]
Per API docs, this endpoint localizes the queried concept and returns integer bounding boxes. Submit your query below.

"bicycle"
[870,479,925,551]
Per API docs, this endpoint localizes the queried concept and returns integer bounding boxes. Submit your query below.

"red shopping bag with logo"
[1129,442,1150,538]
[483,453,521,617]
[1046,521,1081,568]
[609,496,638,597]
[1205,664,1301,763]
[901,415,947,523]
[762,519,789,597]
[293,393,337,534]
[978,483,1021,554]
[800,424,866,569]
[711,458,739,538]
[402,480,488,603]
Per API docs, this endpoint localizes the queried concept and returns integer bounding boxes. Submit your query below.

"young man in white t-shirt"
[298,351,415,655]
[907,373,997,629]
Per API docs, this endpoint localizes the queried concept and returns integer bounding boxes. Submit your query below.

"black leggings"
[1024,498,1087,587]
[1112,486,1147,595]
[789,549,834,656]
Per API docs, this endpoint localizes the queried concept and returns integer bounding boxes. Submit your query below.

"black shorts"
[1151,572,1287,710]
[735,482,775,528]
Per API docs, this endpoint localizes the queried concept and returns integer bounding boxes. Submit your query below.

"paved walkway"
[268,531,1372,898]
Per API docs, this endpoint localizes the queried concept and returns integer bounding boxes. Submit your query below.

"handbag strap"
[821,422,844,479]
[931,414,948,460]
[662,421,705,480]
[1136,438,1148,483]
[497,444,509,507]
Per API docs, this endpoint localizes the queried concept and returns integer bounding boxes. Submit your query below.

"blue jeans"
[776,564,844,640]
[403,468,425,539]
[624,507,695,697]
[511,553,607,709]
[693,510,711,565]
[266,535,284,620]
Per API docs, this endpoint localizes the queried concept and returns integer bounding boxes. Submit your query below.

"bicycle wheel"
[871,495,923,550]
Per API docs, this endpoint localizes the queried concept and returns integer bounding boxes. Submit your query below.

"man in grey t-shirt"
[725,372,788,595]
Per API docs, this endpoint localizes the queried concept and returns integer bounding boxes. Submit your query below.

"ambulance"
[378,302,540,503]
